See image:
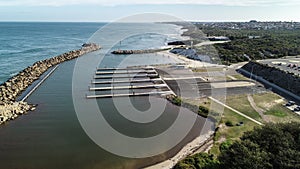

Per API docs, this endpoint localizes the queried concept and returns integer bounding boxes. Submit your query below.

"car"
[286,101,296,106]
[286,103,292,106]
[294,106,300,112]
[289,101,296,104]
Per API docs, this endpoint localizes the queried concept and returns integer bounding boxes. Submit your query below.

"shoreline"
[144,131,214,169]
[145,23,225,168]
[1,23,217,168]
[157,50,225,69]
[0,43,101,125]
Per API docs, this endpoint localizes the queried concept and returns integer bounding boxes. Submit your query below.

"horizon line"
[0,20,299,23]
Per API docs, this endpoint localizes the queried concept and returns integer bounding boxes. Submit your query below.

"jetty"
[87,67,175,99]
[94,74,159,79]
[0,43,101,125]
[95,70,156,75]
[87,91,174,99]
[90,84,168,91]
[111,48,170,55]
[91,78,162,84]
[97,67,154,71]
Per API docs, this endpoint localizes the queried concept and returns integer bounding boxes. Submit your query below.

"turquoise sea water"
[0,22,213,169]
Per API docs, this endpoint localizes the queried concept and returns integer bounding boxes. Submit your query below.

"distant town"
[193,20,300,30]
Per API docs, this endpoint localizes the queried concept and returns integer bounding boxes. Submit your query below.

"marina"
[95,70,156,75]
[91,78,162,84]
[86,91,174,99]
[0,22,206,169]
[89,84,168,91]
[93,74,159,79]
[87,67,175,98]
[97,67,154,71]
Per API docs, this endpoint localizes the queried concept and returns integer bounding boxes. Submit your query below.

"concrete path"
[209,97,263,125]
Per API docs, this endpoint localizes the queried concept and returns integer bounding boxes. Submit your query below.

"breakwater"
[0,43,101,124]
[111,48,170,55]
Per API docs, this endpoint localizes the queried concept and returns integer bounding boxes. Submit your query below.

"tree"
[174,153,219,169]
[174,122,300,169]
[240,123,300,169]
[219,122,300,169]
[218,140,271,169]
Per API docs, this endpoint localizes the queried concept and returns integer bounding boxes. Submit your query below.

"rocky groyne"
[0,43,101,125]
[241,61,300,96]
[111,48,170,55]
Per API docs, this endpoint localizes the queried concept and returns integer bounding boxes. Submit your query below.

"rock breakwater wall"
[111,48,170,55]
[0,43,100,124]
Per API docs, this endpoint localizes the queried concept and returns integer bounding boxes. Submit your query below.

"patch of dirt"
[247,94,271,122]
[264,99,284,110]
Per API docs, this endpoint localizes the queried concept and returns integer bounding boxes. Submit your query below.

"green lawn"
[252,92,300,122]
[192,68,224,73]
[230,74,250,81]
[264,104,288,117]
[252,92,282,109]
[209,107,258,156]
[183,93,299,157]
[226,94,262,122]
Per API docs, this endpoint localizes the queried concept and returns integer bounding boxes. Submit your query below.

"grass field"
[230,74,251,81]
[192,67,224,73]
[252,92,300,122]
[252,92,283,108]
[265,105,287,117]
[225,94,262,121]
[209,107,258,156]
[183,92,299,157]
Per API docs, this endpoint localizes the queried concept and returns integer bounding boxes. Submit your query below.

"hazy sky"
[0,0,299,22]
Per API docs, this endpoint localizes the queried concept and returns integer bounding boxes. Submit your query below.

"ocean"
[0,22,102,84]
[0,22,213,169]
[0,22,184,84]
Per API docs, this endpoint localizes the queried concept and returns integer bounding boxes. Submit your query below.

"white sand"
[157,51,225,69]
[144,132,214,169]
[194,41,229,47]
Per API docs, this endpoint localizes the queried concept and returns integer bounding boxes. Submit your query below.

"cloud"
[0,0,299,6]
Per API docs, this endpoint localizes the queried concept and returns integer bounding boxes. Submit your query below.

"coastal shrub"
[198,106,209,117]
[197,27,300,64]
[175,122,300,169]
[219,122,300,169]
[172,96,182,106]
[225,121,234,127]
[219,140,232,152]
[174,153,220,169]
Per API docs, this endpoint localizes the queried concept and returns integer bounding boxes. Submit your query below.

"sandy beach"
[157,50,225,69]
[145,131,214,169]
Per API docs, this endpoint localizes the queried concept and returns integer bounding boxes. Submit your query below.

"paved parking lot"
[258,57,300,76]
[156,67,266,99]
[285,104,300,116]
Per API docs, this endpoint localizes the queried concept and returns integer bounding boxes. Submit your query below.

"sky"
[0,0,299,22]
